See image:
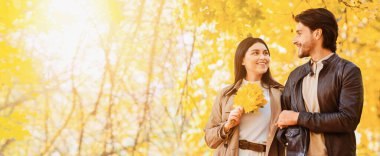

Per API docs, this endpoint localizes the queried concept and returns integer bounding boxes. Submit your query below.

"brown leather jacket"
[204,79,285,156]
[281,54,364,156]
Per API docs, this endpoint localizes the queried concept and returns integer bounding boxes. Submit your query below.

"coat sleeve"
[297,64,364,133]
[204,88,230,149]
[281,76,292,111]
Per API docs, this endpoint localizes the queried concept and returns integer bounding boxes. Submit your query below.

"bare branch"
[0,138,15,155]
[338,0,361,8]
[131,0,166,155]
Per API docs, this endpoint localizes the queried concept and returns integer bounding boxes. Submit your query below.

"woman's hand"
[224,106,244,133]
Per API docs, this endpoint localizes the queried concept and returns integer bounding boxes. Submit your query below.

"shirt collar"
[310,53,334,65]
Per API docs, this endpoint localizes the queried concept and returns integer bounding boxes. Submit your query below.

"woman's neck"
[245,73,261,82]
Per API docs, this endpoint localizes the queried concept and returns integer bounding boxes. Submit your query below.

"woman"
[204,37,285,156]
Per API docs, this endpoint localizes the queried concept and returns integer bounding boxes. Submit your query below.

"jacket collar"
[225,79,243,96]
[321,53,338,66]
[302,53,339,78]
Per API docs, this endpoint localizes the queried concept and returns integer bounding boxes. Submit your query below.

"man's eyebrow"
[296,30,302,33]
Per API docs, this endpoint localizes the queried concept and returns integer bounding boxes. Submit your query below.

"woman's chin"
[254,69,268,76]
[258,68,269,73]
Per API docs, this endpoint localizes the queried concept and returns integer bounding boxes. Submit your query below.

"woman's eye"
[252,51,259,55]
[264,51,269,55]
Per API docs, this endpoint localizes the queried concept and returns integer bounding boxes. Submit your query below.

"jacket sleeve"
[281,75,293,111]
[204,88,230,149]
[297,64,364,133]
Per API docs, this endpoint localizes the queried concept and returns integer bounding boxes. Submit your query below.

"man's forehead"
[296,22,310,32]
[295,22,305,30]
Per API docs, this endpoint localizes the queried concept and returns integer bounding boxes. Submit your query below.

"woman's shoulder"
[270,86,284,95]
[218,84,234,96]
[269,87,283,106]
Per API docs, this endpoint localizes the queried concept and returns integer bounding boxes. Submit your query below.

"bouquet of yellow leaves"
[233,83,267,113]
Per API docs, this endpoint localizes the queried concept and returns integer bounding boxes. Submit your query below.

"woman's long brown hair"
[223,37,283,96]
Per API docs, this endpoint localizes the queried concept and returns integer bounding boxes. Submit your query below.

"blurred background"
[0,0,379,155]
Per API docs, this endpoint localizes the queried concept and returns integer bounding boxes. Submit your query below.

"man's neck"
[310,47,333,62]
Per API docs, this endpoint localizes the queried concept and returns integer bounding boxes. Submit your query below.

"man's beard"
[298,47,310,58]
[297,41,314,58]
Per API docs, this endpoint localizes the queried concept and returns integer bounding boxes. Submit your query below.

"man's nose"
[292,37,298,45]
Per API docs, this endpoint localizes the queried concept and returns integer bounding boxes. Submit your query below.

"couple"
[204,8,363,156]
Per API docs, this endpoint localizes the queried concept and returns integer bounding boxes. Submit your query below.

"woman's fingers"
[229,116,240,125]
[227,107,245,127]
[229,114,238,121]
[229,112,239,119]
[230,112,242,119]
[238,106,244,113]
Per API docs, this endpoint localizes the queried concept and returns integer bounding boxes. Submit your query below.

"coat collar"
[296,53,339,82]
[225,79,243,96]
[305,53,338,74]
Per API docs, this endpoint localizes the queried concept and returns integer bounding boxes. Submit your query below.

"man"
[276,8,363,156]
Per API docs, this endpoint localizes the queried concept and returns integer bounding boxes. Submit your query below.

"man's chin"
[297,51,309,58]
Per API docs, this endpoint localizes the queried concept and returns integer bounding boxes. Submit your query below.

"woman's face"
[242,42,270,76]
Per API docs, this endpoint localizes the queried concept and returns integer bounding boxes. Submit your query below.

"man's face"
[293,22,316,58]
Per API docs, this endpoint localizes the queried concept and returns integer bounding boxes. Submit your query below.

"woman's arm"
[204,89,228,149]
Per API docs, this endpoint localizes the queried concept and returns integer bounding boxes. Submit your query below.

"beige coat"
[204,80,284,156]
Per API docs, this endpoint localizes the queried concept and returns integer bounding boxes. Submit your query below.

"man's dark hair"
[295,8,338,52]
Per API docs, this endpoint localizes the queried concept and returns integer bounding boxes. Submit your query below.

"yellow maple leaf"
[233,83,267,113]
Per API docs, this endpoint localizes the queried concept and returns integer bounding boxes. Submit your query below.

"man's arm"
[278,65,363,133]
[281,75,293,111]
[297,65,363,133]
[276,74,294,129]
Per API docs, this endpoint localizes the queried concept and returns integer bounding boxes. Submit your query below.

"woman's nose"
[259,53,266,59]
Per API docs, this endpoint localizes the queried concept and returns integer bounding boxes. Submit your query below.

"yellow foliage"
[0,0,30,33]
[234,83,267,113]
[0,111,30,140]
[0,42,38,87]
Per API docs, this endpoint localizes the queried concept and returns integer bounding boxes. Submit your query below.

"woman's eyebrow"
[250,49,268,51]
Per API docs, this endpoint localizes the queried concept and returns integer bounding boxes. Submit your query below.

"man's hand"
[276,110,299,129]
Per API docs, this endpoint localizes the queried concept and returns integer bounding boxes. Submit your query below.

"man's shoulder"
[327,55,362,80]
[341,58,359,68]
[336,57,361,72]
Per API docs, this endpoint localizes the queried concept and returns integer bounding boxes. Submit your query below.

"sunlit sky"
[22,0,117,83]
